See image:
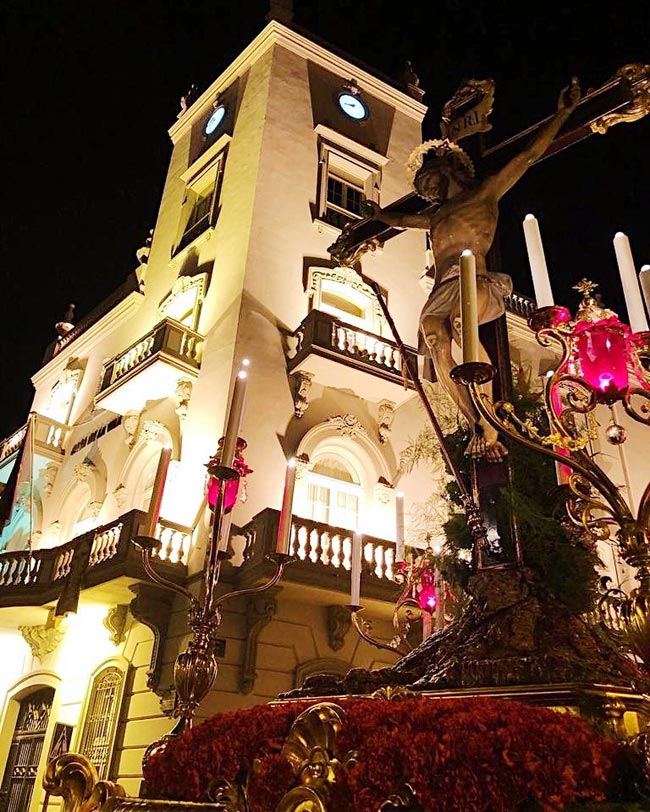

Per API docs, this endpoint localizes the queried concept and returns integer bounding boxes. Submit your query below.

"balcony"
[96,319,203,415]
[0,414,69,466]
[231,508,400,602]
[0,510,190,612]
[286,310,418,403]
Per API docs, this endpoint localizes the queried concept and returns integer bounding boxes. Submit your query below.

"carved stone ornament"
[104,604,129,646]
[440,78,495,142]
[39,461,59,498]
[240,590,279,695]
[122,410,140,447]
[374,478,393,505]
[377,399,396,444]
[175,378,193,421]
[326,605,351,652]
[14,481,31,510]
[591,63,650,134]
[87,500,103,521]
[294,453,311,480]
[73,460,96,484]
[20,609,65,661]
[291,371,314,419]
[49,520,62,541]
[326,414,368,438]
[140,419,165,444]
[112,483,127,509]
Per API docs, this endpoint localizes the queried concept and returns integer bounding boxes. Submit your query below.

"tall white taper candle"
[350,532,362,607]
[395,492,405,562]
[221,369,248,468]
[523,214,554,308]
[144,446,172,537]
[614,232,649,333]
[640,265,650,321]
[459,250,479,364]
[276,458,297,554]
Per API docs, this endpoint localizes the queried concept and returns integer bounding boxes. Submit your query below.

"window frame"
[75,661,128,781]
[174,142,228,255]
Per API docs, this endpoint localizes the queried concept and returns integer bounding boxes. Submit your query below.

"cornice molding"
[169,22,426,144]
[32,291,145,391]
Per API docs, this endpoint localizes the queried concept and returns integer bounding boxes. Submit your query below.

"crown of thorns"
[406,138,475,183]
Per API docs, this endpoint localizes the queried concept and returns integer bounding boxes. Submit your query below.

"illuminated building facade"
[0,21,642,812]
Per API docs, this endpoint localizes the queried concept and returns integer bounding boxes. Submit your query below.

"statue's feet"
[465,428,508,463]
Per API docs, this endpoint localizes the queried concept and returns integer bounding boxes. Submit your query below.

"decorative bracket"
[326,605,351,652]
[239,589,280,695]
[104,604,129,646]
[377,399,396,444]
[20,608,65,662]
[129,583,175,693]
[291,371,314,419]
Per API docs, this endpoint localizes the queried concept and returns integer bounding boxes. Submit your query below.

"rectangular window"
[175,150,226,254]
[325,175,364,229]
[306,477,360,531]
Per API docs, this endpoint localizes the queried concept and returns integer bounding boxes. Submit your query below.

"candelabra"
[450,278,650,667]
[133,438,293,756]
[349,546,450,655]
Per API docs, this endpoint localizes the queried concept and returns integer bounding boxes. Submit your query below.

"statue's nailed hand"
[558,76,581,113]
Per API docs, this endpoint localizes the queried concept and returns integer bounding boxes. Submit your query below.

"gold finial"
[573,278,598,297]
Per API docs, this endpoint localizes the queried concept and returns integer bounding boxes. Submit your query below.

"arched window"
[0,687,55,812]
[77,666,126,779]
[306,453,361,531]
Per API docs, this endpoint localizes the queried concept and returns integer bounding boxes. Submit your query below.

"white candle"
[614,232,649,333]
[640,265,650,322]
[395,491,405,562]
[523,214,554,308]
[276,458,297,554]
[350,532,362,607]
[459,250,479,364]
[221,369,248,468]
[145,446,172,537]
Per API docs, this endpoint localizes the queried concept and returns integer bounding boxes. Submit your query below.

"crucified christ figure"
[363,78,581,463]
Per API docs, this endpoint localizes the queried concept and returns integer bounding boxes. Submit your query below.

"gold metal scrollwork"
[275,703,357,812]
[43,753,126,812]
[379,784,422,812]
[591,63,650,134]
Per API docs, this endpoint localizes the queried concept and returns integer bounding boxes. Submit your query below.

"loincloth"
[420,269,513,323]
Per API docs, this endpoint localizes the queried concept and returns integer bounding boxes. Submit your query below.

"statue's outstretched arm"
[362,200,432,229]
[489,77,581,199]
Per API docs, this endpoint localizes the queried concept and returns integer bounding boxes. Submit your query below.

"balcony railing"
[287,309,417,390]
[99,319,203,397]
[0,510,190,610]
[232,508,400,602]
[0,414,69,464]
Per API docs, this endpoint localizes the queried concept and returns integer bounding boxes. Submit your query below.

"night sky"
[1,0,649,437]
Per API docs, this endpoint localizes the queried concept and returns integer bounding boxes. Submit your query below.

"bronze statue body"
[365,79,581,462]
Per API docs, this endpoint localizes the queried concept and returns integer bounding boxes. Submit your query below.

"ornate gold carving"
[328,224,381,269]
[207,777,249,812]
[43,752,126,812]
[380,784,422,812]
[591,63,650,134]
[370,685,419,702]
[20,608,65,661]
[440,78,495,142]
[276,703,356,812]
[326,605,351,652]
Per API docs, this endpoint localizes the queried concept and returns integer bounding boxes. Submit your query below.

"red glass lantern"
[206,437,253,513]
[416,570,438,612]
[573,316,630,404]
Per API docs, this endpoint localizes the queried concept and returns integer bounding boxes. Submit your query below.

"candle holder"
[133,438,293,766]
[348,547,448,655]
[451,279,650,673]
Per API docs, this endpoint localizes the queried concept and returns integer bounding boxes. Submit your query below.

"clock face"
[338,93,368,121]
[204,105,226,136]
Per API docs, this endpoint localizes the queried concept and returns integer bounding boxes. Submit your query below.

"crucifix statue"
[363,78,581,462]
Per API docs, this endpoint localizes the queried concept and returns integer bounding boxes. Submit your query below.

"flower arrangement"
[144,696,617,812]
